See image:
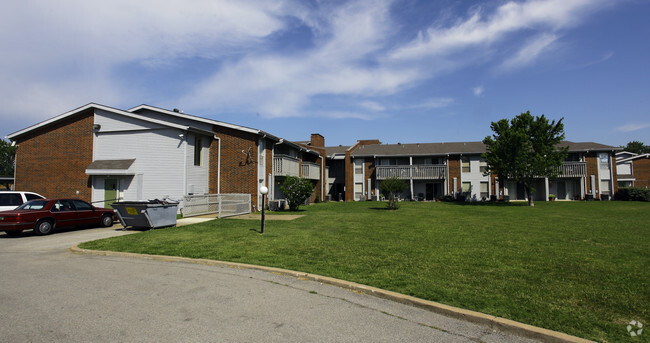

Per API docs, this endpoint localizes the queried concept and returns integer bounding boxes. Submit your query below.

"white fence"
[182,194,251,218]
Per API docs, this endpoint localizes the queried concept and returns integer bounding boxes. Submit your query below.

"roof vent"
[173,108,180,113]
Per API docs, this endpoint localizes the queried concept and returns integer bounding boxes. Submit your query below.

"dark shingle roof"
[325,145,351,156]
[341,141,619,157]
[86,159,136,170]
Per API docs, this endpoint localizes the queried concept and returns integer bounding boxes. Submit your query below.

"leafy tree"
[380,176,408,210]
[279,176,313,211]
[482,111,568,207]
[622,141,650,154]
[0,139,16,177]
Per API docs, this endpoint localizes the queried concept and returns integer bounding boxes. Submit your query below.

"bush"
[379,177,408,210]
[280,176,314,211]
[615,187,650,202]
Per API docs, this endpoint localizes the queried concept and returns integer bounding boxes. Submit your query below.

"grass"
[80,201,650,342]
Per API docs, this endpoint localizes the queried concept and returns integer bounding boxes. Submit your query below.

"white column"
[545,177,549,201]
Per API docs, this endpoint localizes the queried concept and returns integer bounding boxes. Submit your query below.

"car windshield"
[16,200,49,210]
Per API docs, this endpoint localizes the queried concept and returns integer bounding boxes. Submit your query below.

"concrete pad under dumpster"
[111,200,178,229]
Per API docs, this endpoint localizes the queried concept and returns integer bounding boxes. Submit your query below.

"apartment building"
[325,140,620,202]
[616,152,650,188]
[6,103,324,212]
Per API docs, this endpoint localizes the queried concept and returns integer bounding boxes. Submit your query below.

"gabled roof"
[343,140,620,158]
[324,145,350,157]
[128,104,271,137]
[617,153,650,163]
[350,141,486,157]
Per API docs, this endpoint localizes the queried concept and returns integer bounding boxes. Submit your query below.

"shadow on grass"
[370,207,398,211]
[444,201,529,207]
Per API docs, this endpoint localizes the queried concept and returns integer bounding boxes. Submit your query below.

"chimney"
[310,133,325,147]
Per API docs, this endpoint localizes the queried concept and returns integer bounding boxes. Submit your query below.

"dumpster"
[111,199,178,229]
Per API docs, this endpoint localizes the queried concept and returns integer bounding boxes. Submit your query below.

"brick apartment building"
[616,152,650,188]
[6,103,325,212]
[325,140,621,202]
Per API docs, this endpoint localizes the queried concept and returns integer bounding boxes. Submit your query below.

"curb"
[69,245,594,343]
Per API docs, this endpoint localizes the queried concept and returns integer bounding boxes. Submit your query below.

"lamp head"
[260,186,268,195]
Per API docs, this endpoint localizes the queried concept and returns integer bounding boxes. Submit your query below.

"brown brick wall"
[585,153,599,195]
[209,126,259,206]
[364,157,375,199]
[633,157,650,188]
[310,133,324,148]
[14,110,94,201]
[448,156,461,194]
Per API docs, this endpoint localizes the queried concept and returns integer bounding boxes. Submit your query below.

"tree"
[0,139,16,177]
[279,176,314,211]
[379,176,408,210]
[623,141,650,154]
[482,111,568,207]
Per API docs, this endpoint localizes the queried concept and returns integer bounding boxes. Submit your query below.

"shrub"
[615,187,650,202]
[280,176,314,211]
[379,177,408,210]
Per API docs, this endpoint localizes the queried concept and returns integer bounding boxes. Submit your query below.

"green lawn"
[80,201,650,342]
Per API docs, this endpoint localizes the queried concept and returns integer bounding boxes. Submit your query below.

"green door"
[104,178,117,209]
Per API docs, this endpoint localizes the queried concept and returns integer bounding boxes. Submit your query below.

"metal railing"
[557,162,586,177]
[182,194,251,218]
[376,165,447,180]
[273,155,300,177]
[301,162,321,180]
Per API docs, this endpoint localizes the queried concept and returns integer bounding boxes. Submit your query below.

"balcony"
[301,162,321,180]
[376,165,447,180]
[557,162,586,178]
[273,155,300,177]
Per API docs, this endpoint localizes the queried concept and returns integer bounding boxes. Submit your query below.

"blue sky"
[2,0,648,147]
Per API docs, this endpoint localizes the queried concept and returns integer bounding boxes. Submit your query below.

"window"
[461,156,470,173]
[480,182,489,200]
[355,183,363,200]
[72,200,93,211]
[194,137,202,166]
[25,193,44,201]
[0,193,22,207]
[598,153,609,168]
[600,180,611,195]
[479,160,488,174]
[461,182,471,195]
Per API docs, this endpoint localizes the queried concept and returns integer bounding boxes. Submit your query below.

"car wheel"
[4,230,23,237]
[101,214,114,227]
[34,220,54,235]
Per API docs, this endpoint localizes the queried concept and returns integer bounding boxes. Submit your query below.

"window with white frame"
[461,182,471,196]
[479,160,488,174]
[600,180,611,195]
[480,182,489,200]
[599,153,609,168]
[461,156,470,173]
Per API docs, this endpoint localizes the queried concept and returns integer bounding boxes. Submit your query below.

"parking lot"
[0,227,540,342]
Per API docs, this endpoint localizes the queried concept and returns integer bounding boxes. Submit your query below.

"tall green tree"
[622,141,650,154]
[482,111,568,207]
[0,139,16,177]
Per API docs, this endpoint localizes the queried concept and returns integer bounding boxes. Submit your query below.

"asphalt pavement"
[0,225,546,342]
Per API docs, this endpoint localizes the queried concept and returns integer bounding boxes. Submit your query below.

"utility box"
[111,200,178,229]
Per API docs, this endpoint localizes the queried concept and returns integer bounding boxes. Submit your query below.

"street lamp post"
[260,186,268,234]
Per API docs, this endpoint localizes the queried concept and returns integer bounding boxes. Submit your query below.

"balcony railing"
[557,162,586,178]
[273,155,300,177]
[376,165,447,180]
[301,162,321,180]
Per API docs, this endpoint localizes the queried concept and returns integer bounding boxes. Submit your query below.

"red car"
[0,199,115,236]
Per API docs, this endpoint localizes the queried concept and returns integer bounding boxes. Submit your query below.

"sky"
[1,0,649,147]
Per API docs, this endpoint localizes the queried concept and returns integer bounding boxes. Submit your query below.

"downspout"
[214,135,221,194]
[182,132,188,196]
[12,141,17,191]
[609,150,615,200]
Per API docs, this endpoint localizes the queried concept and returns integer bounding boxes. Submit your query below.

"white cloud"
[360,101,386,111]
[499,33,558,70]
[616,123,650,132]
[0,0,294,123]
[473,86,484,96]
[390,0,605,61]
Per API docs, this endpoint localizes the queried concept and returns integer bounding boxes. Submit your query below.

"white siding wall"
[186,133,209,195]
[93,111,192,204]
[460,155,490,201]
[132,109,214,132]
